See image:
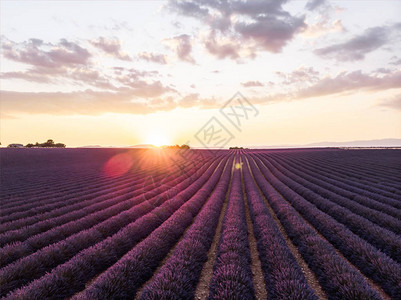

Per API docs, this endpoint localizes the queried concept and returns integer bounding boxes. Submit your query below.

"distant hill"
[304,138,401,148]
[253,138,401,149]
[77,144,156,148]
[78,139,401,149]
[128,144,156,148]
[78,145,103,148]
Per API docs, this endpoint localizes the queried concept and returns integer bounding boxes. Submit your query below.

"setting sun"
[145,132,170,147]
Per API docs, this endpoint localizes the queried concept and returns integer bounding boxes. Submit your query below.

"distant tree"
[24,139,66,148]
[180,144,190,149]
[229,146,244,149]
[42,139,55,147]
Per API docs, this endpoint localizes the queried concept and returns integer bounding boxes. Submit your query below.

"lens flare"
[103,153,134,178]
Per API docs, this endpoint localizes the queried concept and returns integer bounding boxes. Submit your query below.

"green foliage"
[25,139,66,148]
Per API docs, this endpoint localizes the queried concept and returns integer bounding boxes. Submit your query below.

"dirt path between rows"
[245,156,328,300]
[194,160,235,300]
[252,155,391,300]
[240,157,268,300]
[135,158,230,299]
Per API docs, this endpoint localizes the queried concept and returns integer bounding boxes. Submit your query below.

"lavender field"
[1,148,400,299]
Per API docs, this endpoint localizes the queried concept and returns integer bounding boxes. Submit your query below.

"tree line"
[25,139,66,148]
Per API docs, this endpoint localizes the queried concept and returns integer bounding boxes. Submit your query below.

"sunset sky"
[1,0,401,147]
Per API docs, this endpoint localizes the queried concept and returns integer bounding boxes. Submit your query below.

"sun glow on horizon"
[145,131,170,147]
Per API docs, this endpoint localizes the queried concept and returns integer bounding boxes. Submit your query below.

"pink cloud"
[0,71,53,83]
[137,52,168,64]
[296,70,401,98]
[241,81,264,87]
[169,0,306,59]
[90,37,131,61]
[379,93,401,111]
[2,38,91,68]
[314,23,401,61]
[276,66,320,85]
[203,34,243,60]
[164,34,196,64]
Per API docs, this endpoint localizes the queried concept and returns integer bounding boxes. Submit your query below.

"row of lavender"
[273,150,401,193]
[141,149,400,299]
[0,149,199,214]
[0,152,209,240]
[248,155,385,298]
[69,156,231,299]
[0,148,140,198]
[87,149,400,299]
[0,155,211,269]
[206,158,255,299]
[0,161,188,237]
[270,152,401,208]
[0,150,177,227]
[257,153,401,262]
[0,149,216,208]
[0,152,221,297]
[1,148,399,299]
[241,158,318,299]
[250,152,401,298]
[138,156,234,299]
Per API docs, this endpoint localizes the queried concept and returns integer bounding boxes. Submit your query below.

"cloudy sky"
[1,0,400,147]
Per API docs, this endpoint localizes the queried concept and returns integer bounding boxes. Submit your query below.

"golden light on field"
[235,163,242,170]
